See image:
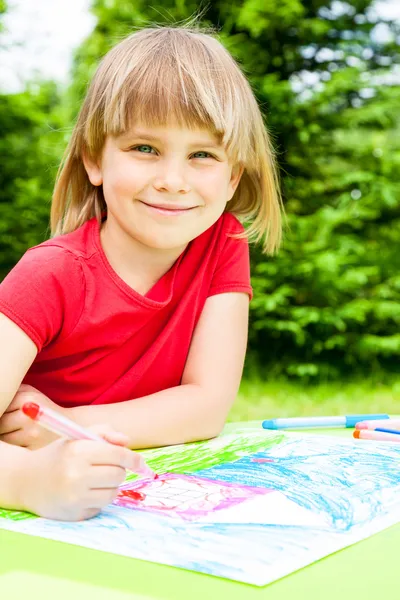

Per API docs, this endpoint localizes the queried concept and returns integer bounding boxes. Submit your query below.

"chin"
[139,235,189,252]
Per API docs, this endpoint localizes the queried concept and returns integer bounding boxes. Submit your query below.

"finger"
[4,395,23,412]
[6,386,34,411]
[87,465,127,489]
[73,440,139,470]
[80,508,101,521]
[0,411,23,435]
[87,487,120,509]
[127,452,150,474]
[101,431,129,447]
[89,425,129,447]
[17,384,37,393]
[0,430,28,447]
[0,420,45,447]
[70,440,149,474]
[62,507,101,522]
[111,447,148,473]
[4,396,20,412]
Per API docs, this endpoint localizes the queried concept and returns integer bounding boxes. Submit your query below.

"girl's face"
[84,123,243,254]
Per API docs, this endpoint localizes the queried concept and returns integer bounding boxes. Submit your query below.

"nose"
[152,158,191,194]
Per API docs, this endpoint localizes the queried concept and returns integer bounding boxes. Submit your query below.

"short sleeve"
[208,214,253,299]
[0,245,85,351]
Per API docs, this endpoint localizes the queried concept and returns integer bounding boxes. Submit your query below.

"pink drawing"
[113,473,272,520]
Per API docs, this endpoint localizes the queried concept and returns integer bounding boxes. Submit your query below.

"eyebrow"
[123,130,223,149]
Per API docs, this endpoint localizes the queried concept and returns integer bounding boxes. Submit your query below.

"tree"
[2,0,399,378]
[0,83,64,280]
[0,3,65,279]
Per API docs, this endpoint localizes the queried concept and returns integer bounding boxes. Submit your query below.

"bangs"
[86,29,254,164]
[54,27,282,252]
[113,61,223,137]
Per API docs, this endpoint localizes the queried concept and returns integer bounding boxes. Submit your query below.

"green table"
[1,425,398,600]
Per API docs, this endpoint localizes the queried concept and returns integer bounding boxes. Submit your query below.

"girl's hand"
[0,384,62,449]
[19,425,145,521]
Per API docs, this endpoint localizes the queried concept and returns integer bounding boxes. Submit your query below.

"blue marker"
[262,414,390,430]
[375,427,400,436]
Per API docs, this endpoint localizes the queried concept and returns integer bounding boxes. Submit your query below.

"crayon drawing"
[1,427,400,586]
[114,473,272,520]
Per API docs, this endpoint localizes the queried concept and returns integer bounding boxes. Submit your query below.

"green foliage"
[0,83,64,279]
[249,73,400,379]
[1,0,400,380]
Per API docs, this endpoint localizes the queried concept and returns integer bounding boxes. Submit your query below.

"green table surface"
[1,424,398,600]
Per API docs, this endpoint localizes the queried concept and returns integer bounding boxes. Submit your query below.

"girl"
[0,25,282,520]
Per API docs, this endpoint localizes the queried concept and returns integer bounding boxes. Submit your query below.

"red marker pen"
[22,402,156,479]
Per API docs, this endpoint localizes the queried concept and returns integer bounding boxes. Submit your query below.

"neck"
[99,218,186,295]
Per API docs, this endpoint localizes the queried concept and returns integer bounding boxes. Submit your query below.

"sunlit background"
[1,0,399,419]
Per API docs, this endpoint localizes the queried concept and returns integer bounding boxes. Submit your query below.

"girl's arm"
[0,313,38,415]
[0,441,32,510]
[72,292,249,448]
[0,312,38,508]
[0,313,143,519]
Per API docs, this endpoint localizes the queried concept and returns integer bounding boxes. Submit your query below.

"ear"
[82,152,103,186]
[227,164,244,201]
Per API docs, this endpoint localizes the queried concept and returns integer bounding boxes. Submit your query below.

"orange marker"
[353,430,400,443]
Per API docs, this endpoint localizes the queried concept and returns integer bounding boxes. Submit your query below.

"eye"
[131,145,156,154]
[191,151,214,159]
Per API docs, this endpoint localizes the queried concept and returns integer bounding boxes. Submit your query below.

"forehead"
[117,122,224,146]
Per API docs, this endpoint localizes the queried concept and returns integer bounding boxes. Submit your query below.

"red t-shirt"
[0,213,252,408]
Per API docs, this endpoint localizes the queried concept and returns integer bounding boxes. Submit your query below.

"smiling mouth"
[139,201,197,213]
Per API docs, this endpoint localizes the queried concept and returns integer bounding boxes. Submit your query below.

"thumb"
[87,425,154,476]
[102,430,130,447]
[127,451,153,475]
[88,424,129,447]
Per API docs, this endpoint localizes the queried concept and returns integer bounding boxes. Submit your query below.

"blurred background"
[0,0,399,419]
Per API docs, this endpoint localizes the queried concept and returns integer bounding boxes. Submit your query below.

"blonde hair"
[52,26,283,254]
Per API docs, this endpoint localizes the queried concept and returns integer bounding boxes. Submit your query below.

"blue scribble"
[194,436,400,530]
[3,432,400,586]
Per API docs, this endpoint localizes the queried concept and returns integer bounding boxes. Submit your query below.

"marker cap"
[262,420,278,430]
[345,414,389,428]
[22,402,40,420]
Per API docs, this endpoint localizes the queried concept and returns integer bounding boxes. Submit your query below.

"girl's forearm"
[70,384,227,449]
[0,442,31,510]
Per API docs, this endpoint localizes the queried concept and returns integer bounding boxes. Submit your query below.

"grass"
[228,377,400,422]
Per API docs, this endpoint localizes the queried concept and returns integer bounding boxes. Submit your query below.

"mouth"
[139,201,197,215]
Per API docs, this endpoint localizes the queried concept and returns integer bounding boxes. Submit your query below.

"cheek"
[195,168,231,197]
[104,163,142,196]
